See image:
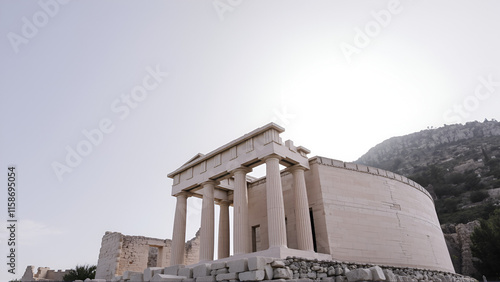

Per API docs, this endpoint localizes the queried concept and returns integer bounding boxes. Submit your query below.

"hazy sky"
[1,0,500,279]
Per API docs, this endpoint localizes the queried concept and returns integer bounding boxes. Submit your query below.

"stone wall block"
[195,276,216,282]
[264,264,274,280]
[346,268,373,282]
[383,269,397,282]
[178,267,192,278]
[193,263,211,278]
[273,267,293,279]
[271,260,286,268]
[215,272,238,281]
[144,267,163,281]
[151,273,185,282]
[164,265,184,275]
[370,266,386,281]
[122,271,142,280]
[227,258,248,273]
[238,270,265,281]
[248,256,267,271]
[210,262,226,270]
[130,273,144,281]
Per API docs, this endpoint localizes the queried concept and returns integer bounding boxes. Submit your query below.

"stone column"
[290,165,314,251]
[232,167,252,255]
[199,181,216,262]
[263,154,288,248]
[170,192,188,266]
[218,200,230,259]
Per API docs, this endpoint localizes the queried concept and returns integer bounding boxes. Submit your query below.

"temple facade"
[166,123,455,273]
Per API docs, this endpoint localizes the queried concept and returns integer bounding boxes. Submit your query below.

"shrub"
[470,190,489,203]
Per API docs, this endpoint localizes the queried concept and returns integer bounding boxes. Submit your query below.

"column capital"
[261,153,282,162]
[216,199,232,206]
[174,191,192,198]
[230,167,252,175]
[201,180,218,187]
[286,164,308,173]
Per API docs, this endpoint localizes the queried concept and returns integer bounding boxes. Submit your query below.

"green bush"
[470,190,489,203]
[471,209,500,280]
[63,265,96,281]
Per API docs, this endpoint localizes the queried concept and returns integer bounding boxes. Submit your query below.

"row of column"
[170,154,314,265]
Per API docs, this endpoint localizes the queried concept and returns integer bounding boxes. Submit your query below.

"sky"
[1,0,500,279]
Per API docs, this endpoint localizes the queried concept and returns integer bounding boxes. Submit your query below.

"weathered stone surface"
[272,260,286,268]
[274,268,293,279]
[151,274,185,282]
[178,267,192,278]
[215,272,238,281]
[370,266,386,281]
[346,268,373,282]
[383,269,397,282]
[264,264,274,280]
[336,276,347,282]
[164,265,184,276]
[144,267,163,281]
[215,268,228,274]
[196,275,216,282]
[248,256,267,271]
[130,273,144,281]
[239,270,265,281]
[210,262,226,270]
[227,258,248,273]
[193,263,211,278]
[123,271,143,280]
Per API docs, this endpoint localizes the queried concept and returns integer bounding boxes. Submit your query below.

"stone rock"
[370,266,386,281]
[272,260,286,268]
[383,269,397,282]
[264,264,274,280]
[164,265,184,276]
[215,268,228,274]
[178,267,192,278]
[193,263,211,278]
[151,274,185,282]
[130,273,144,281]
[196,275,216,282]
[216,272,238,281]
[228,258,248,273]
[144,267,163,281]
[123,271,143,280]
[239,270,265,281]
[336,276,347,282]
[274,268,293,279]
[346,268,373,282]
[210,262,226,270]
[308,272,317,279]
[248,256,267,271]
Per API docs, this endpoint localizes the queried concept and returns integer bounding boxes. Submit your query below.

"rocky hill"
[356,119,500,224]
[356,120,500,276]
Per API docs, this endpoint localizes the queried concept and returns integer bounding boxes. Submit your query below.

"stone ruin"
[21,265,71,281]
[95,230,201,279]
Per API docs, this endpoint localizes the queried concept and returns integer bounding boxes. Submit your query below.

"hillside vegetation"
[356,119,500,224]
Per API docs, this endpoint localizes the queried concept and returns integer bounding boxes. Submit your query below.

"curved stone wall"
[308,156,454,272]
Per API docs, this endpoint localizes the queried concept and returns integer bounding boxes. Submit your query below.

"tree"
[470,209,500,280]
[63,264,96,281]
